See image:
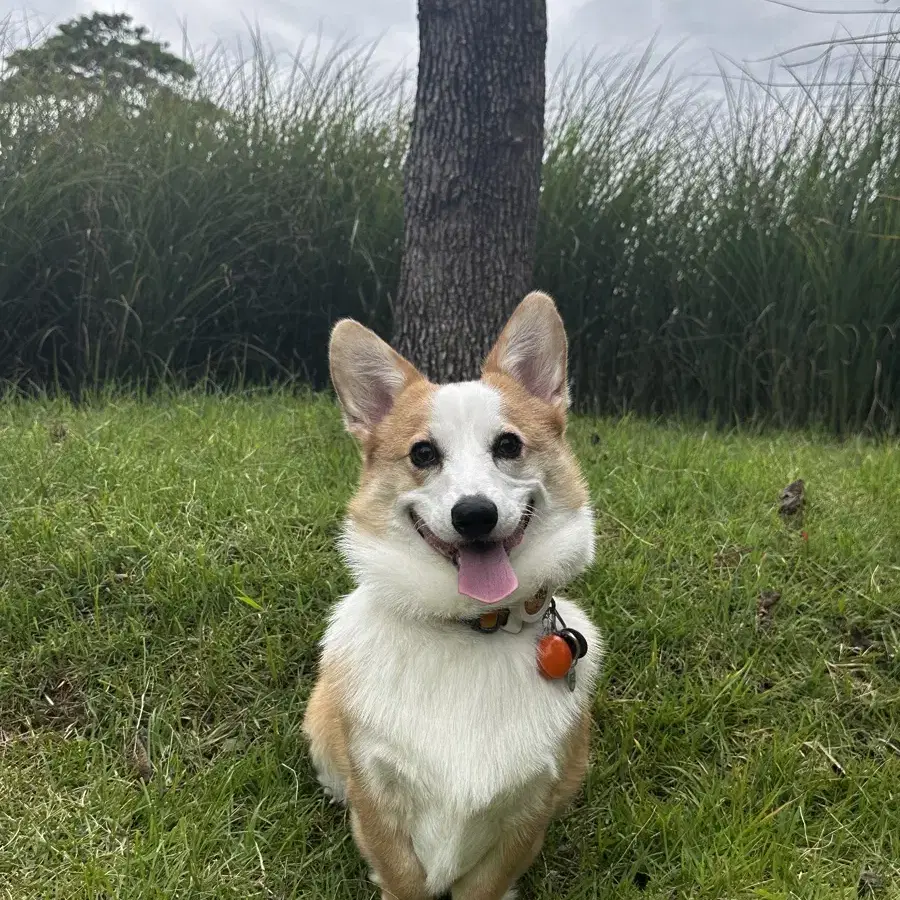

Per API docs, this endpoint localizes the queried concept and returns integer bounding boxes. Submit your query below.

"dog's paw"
[321,783,347,806]
[501,889,518,899]
[369,870,382,886]
[317,772,347,806]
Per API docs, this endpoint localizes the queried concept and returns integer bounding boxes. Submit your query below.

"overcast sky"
[8,0,896,89]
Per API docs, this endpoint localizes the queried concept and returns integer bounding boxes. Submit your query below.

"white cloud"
[8,0,896,88]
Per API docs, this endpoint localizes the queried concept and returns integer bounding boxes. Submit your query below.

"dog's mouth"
[409,504,534,605]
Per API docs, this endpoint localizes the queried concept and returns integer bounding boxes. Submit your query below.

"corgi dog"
[304,292,601,900]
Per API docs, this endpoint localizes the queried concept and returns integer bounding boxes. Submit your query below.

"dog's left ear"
[483,291,569,410]
[329,319,423,441]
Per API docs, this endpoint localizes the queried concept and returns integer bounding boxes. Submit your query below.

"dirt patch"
[714,546,754,569]
[0,669,88,745]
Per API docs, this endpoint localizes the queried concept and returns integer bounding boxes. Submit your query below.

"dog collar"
[463,590,589,691]
[464,586,552,634]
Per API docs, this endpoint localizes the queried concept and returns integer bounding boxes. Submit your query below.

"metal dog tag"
[566,661,577,692]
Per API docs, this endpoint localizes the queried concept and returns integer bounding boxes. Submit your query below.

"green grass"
[0,392,898,898]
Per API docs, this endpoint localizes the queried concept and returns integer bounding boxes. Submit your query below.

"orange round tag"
[536,633,574,680]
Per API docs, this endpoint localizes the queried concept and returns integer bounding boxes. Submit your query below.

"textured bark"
[393,0,547,383]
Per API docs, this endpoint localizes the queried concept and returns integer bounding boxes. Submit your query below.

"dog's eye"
[410,440,440,468]
[493,432,523,460]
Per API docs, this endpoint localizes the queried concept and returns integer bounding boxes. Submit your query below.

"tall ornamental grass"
[1,32,899,432]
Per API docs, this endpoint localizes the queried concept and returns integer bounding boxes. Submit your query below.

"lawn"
[0,393,897,899]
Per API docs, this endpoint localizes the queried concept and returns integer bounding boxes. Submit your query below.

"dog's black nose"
[451,495,498,539]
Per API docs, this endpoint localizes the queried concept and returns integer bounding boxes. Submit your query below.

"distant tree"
[0,12,196,109]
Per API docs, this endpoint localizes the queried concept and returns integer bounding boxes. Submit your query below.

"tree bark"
[393,0,547,383]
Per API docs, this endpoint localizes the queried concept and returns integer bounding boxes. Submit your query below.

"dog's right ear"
[483,291,569,411]
[329,320,422,441]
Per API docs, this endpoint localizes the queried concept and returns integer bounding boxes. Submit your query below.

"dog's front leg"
[348,789,431,900]
[448,819,547,900]
[303,666,353,804]
[452,708,593,900]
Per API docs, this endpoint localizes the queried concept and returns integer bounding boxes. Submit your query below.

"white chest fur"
[321,589,602,892]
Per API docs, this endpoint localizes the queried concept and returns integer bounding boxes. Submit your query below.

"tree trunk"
[393,0,547,383]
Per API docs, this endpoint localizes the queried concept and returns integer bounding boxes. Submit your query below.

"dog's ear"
[329,320,422,440]
[483,291,569,409]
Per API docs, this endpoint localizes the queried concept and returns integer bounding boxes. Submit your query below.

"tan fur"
[302,661,352,787]
[315,292,596,897]
[305,666,593,900]
[349,790,430,900]
[483,291,569,412]
[329,317,441,538]
[481,291,586,512]
[482,370,588,512]
[451,709,592,900]
[329,319,426,444]
[304,664,430,899]
[333,289,586,532]
[348,378,438,536]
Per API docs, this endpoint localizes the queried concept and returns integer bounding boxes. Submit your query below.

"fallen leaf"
[757,590,782,629]
[131,736,153,783]
[779,479,805,519]
[857,870,885,897]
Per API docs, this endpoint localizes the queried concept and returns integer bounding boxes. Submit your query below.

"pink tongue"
[457,544,518,604]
